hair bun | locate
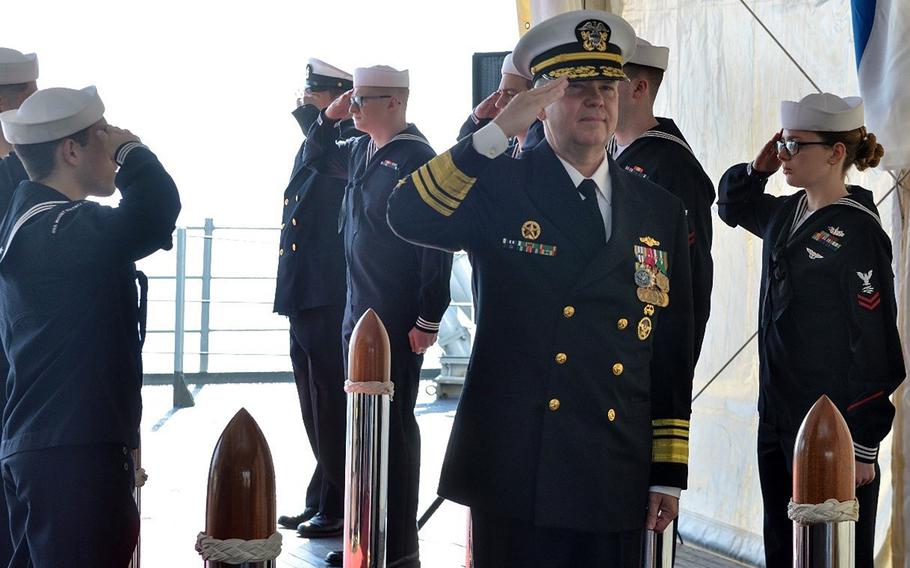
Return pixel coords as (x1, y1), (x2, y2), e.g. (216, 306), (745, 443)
(853, 131), (885, 171)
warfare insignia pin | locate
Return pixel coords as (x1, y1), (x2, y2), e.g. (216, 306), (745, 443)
(806, 247), (824, 260)
(637, 317), (652, 341)
(643, 304), (655, 316)
(521, 220), (541, 241)
(829, 226), (845, 237)
(575, 20), (611, 52)
(639, 236), (660, 247)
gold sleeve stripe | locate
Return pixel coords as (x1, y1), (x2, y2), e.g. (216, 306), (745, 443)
(427, 151), (476, 200)
(412, 170), (454, 217)
(652, 438), (689, 465)
(652, 419), (690, 429)
(653, 428), (689, 438)
(418, 167), (461, 209)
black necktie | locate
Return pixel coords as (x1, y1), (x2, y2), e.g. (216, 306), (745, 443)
(577, 179), (606, 243)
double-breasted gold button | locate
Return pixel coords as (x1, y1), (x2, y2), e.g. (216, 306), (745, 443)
(607, 408), (616, 422)
(617, 318), (628, 330)
(292, 243), (297, 252)
(612, 363), (624, 376)
(555, 353), (567, 365)
(563, 306), (575, 318)
(549, 399), (561, 411)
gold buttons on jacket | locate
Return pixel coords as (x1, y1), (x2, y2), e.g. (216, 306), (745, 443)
(612, 363), (624, 376)
(555, 353), (567, 365)
(291, 243), (297, 252)
(607, 408), (616, 422)
(549, 399), (561, 411)
(563, 306), (575, 318)
(617, 318), (628, 330)
(292, 218), (298, 226)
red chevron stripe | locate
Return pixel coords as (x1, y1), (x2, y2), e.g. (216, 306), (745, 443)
(857, 293), (881, 310)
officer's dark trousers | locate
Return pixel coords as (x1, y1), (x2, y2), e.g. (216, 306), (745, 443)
(2, 444), (139, 568)
(290, 305), (347, 519)
(344, 307), (421, 568)
(758, 422), (879, 568)
(471, 507), (642, 568)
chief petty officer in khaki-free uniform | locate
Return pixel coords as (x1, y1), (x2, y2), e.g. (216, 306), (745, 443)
(388, 10), (694, 568)
(274, 58), (359, 539)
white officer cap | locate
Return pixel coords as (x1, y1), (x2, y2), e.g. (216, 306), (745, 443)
(781, 93), (864, 132)
(353, 65), (409, 89)
(500, 53), (531, 81)
(627, 38), (669, 71)
(512, 10), (637, 82)
(0, 86), (105, 144)
(306, 58), (353, 90)
(0, 48), (39, 86)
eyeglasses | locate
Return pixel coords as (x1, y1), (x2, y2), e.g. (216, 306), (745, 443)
(775, 139), (831, 156)
(350, 95), (392, 107)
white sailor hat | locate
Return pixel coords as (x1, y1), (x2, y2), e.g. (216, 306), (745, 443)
(306, 58), (353, 91)
(500, 53), (531, 81)
(512, 10), (637, 82)
(0, 86), (105, 145)
(781, 93), (864, 132)
(0, 48), (39, 86)
(353, 65), (409, 89)
(627, 38), (669, 71)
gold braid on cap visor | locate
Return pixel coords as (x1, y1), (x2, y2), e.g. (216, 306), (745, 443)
(531, 51), (623, 75)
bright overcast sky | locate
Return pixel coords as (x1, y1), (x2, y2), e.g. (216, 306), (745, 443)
(5, 0), (518, 226)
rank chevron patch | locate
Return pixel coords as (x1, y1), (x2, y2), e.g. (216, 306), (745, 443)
(857, 292), (881, 311)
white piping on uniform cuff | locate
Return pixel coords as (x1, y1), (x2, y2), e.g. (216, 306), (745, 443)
(472, 122), (509, 159)
(649, 486), (682, 499)
(854, 442), (878, 461)
(415, 317), (440, 332)
(115, 142), (146, 166)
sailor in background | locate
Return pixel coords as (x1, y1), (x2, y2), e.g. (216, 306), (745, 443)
(0, 86), (180, 567)
(388, 10), (694, 567)
(304, 64), (452, 567)
(274, 58), (358, 540)
(611, 38), (714, 360)
(718, 93), (905, 567)
(456, 53), (543, 156)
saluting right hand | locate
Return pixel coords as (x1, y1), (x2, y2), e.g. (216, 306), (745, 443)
(97, 125), (141, 161)
(752, 130), (783, 175)
(473, 90), (502, 120)
(325, 89), (354, 121)
(493, 77), (568, 139)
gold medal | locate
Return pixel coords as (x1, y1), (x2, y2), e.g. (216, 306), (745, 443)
(637, 316), (652, 340)
(655, 272), (670, 292)
(637, 287), (662, 306)
(644, 304), (655, 316)
(521, 220), (541, 240)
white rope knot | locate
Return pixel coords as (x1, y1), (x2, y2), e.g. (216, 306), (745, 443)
(134, 467), (148, 488)
(787, 498), (859, 525)
(345, 379), (395, 401)
(195, 531), (282, 562)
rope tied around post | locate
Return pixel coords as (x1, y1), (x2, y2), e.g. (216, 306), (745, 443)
(195, 531), (283, 562)
(345, 378), (395, 401)
(788, 498), (859, 525)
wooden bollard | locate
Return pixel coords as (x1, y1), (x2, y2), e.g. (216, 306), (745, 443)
(202, 408), (278, 567)
(792, 395), (856, 567)
(344, 309), (392, 568)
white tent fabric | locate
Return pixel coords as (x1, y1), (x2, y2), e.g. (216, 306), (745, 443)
(615, 1), (900, 565)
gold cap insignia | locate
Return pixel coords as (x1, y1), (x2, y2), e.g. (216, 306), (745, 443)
(575, 20), (611, 53)
(639, 236), (660, 247)
(521, 220), (541, 240)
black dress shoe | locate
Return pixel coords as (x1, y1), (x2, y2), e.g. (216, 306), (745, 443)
(325, 550), (343, 567)
(277, 507), (318, 530)
(297, 513), (344, 538)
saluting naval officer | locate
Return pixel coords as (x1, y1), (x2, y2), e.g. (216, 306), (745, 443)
(0, 86), (180, 567)
(611, 38), (714, 360)
(388, 10), (694, 568)
(304, 65), (452, 568)
(456, 53), (543, 157)
(274, 58), (359, 539)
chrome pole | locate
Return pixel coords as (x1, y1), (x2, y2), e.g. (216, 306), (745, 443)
(343, 392), (390, 568)
(793, 521), (855, 568)
(641, 520), (674, 567)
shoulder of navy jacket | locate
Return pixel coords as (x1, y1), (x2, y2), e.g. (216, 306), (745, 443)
(405, 137), (481, 218)
(0, 199), (69, 264)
